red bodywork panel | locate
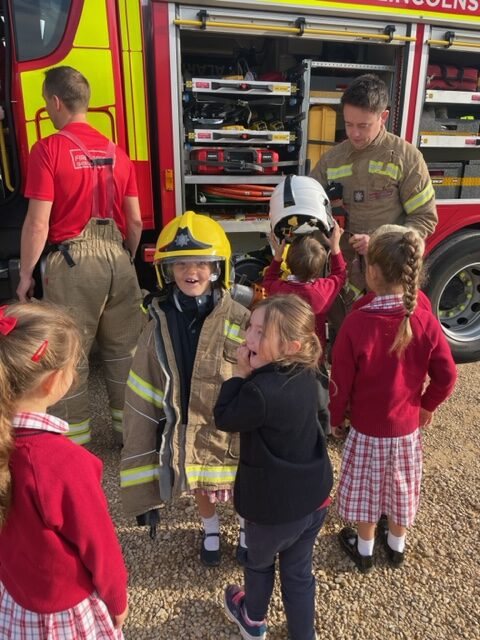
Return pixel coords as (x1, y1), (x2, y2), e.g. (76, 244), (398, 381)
(426, 203), (480, 256)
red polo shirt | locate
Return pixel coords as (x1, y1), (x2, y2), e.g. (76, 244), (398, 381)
(24, 122), (138, 243)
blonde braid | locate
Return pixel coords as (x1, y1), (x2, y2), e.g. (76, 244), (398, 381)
(390, 230), (423, 356)
(401, 230), (422, 317)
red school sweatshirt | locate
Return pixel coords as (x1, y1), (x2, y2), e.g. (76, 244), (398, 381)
(262, 251), (347, 350)
(329, 305), (457, 437)
(0, 430), (127, 614)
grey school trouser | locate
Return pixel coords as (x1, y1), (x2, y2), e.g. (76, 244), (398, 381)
(244, 507), (327, 640)
(43, 218), (144, 444)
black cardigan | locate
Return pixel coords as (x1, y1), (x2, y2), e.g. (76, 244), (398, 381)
(214, 364), (333, 525)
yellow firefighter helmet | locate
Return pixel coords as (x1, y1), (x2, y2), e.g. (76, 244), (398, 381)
(154, 210), (232, 289)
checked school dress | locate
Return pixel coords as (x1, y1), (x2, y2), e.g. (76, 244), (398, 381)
(331, 293), (457, 527)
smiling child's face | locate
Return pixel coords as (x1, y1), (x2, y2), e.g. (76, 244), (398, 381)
(172, 260), (213, 297)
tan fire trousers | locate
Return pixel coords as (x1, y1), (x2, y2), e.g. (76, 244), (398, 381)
(43, 218), (145, 444)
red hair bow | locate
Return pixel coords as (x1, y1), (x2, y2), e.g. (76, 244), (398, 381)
(0, 305), (17, 336)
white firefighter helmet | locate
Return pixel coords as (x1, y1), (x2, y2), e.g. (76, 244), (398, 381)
(269, 175), (335, 240)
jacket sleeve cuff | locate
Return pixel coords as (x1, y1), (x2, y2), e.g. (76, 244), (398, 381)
(330, 251), (346, 270)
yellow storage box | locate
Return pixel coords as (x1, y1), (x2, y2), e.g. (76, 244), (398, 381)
(307, 105), (336, 170)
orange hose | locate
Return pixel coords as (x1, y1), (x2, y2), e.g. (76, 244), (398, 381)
(202, 187), (271, 201)
(202, 185), (274, 199)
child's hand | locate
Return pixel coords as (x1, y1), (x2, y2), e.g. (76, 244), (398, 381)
(235, 344), (253, 379)
(322, 220), (344, 255)
(113, 603), (129, 629)
(419, 408), (433, 427)
(269, 232), (286, 262)
(331, 422), (349, 440)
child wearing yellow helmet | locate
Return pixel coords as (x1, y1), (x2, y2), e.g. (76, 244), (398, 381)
(120, 211), (250, 567)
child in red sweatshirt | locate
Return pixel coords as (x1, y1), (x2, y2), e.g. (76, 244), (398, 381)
(0, 302), (128, 638)
(263, 221), (346, 436)
(330, 225), (457, 573)
(262, 221), (345, 355)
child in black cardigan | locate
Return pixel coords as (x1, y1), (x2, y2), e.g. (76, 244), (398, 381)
(214, 294), (333, 640)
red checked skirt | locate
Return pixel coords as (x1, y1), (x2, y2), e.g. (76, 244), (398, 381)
(0, 583), (123, 640)
(336, 427), (423, 527)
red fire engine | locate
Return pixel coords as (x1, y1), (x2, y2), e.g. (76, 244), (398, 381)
(1, 0), (480, 361)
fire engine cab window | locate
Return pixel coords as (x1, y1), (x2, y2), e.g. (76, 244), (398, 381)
(11, 0), (71, 62)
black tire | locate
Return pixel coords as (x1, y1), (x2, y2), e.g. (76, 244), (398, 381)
(424, 230), (480, 363)
(233, 253), (270, 285)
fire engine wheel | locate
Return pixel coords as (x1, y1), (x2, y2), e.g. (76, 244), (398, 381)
(424, 230), (480, 363)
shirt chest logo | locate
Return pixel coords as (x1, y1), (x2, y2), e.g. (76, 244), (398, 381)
(353, 190), (365, 203)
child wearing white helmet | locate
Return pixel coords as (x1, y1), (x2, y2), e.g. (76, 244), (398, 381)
(263, 176), (347, 436)
(120, 211), (250, 567)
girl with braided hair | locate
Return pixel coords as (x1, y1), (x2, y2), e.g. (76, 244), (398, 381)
(329, 225), (457, 573)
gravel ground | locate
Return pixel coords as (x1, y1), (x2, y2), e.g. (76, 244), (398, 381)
(87, 358), (479, 640)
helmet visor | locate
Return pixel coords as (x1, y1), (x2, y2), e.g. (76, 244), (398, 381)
(156, 255), (224, 266)
(158, 256), (224, 286)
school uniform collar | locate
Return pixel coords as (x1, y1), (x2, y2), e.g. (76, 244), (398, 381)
(362, 293), (404, 311)
(12, 412), (70, 434)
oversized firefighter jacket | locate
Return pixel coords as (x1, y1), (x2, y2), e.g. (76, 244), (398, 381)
(120, 290), (250, 517)
(310, 127), (438, 297)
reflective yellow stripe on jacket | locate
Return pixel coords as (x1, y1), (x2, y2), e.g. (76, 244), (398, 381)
(120, 464), (159, 487)
(368, 160), (402, 181)
(404, 183), (435, 214)
(224, 320), (243, 343)
(326, 165), (353, 180)
(126, 370), (164, 407)
(186, 465), (238, 485)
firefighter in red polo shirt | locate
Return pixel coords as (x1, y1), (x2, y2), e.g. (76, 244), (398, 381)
(17, 66), (144, 445)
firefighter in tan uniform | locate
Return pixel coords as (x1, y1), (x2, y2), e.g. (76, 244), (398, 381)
(17, 66), (144, 445)
(310, 74), (437, 325)
(120, 211), (250, 566)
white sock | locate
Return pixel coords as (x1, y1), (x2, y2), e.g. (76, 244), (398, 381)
(237, 515), (247, 548)
(387, 531), (406, 553)
(201, 513), (219, 551)
(357, 534), (374, 557)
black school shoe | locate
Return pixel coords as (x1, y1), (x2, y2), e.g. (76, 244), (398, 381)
(378, 529), (405, 568)
(376, 515), (405, 567)
(339, 527), (374, 574)
(200, 532), (221, 567)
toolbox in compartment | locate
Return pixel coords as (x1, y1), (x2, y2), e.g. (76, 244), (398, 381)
(420, 108), (480, 135)
(428, 162), (463, 199)
(461, 160), (480, 199)
(190, 147), (279, 174)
